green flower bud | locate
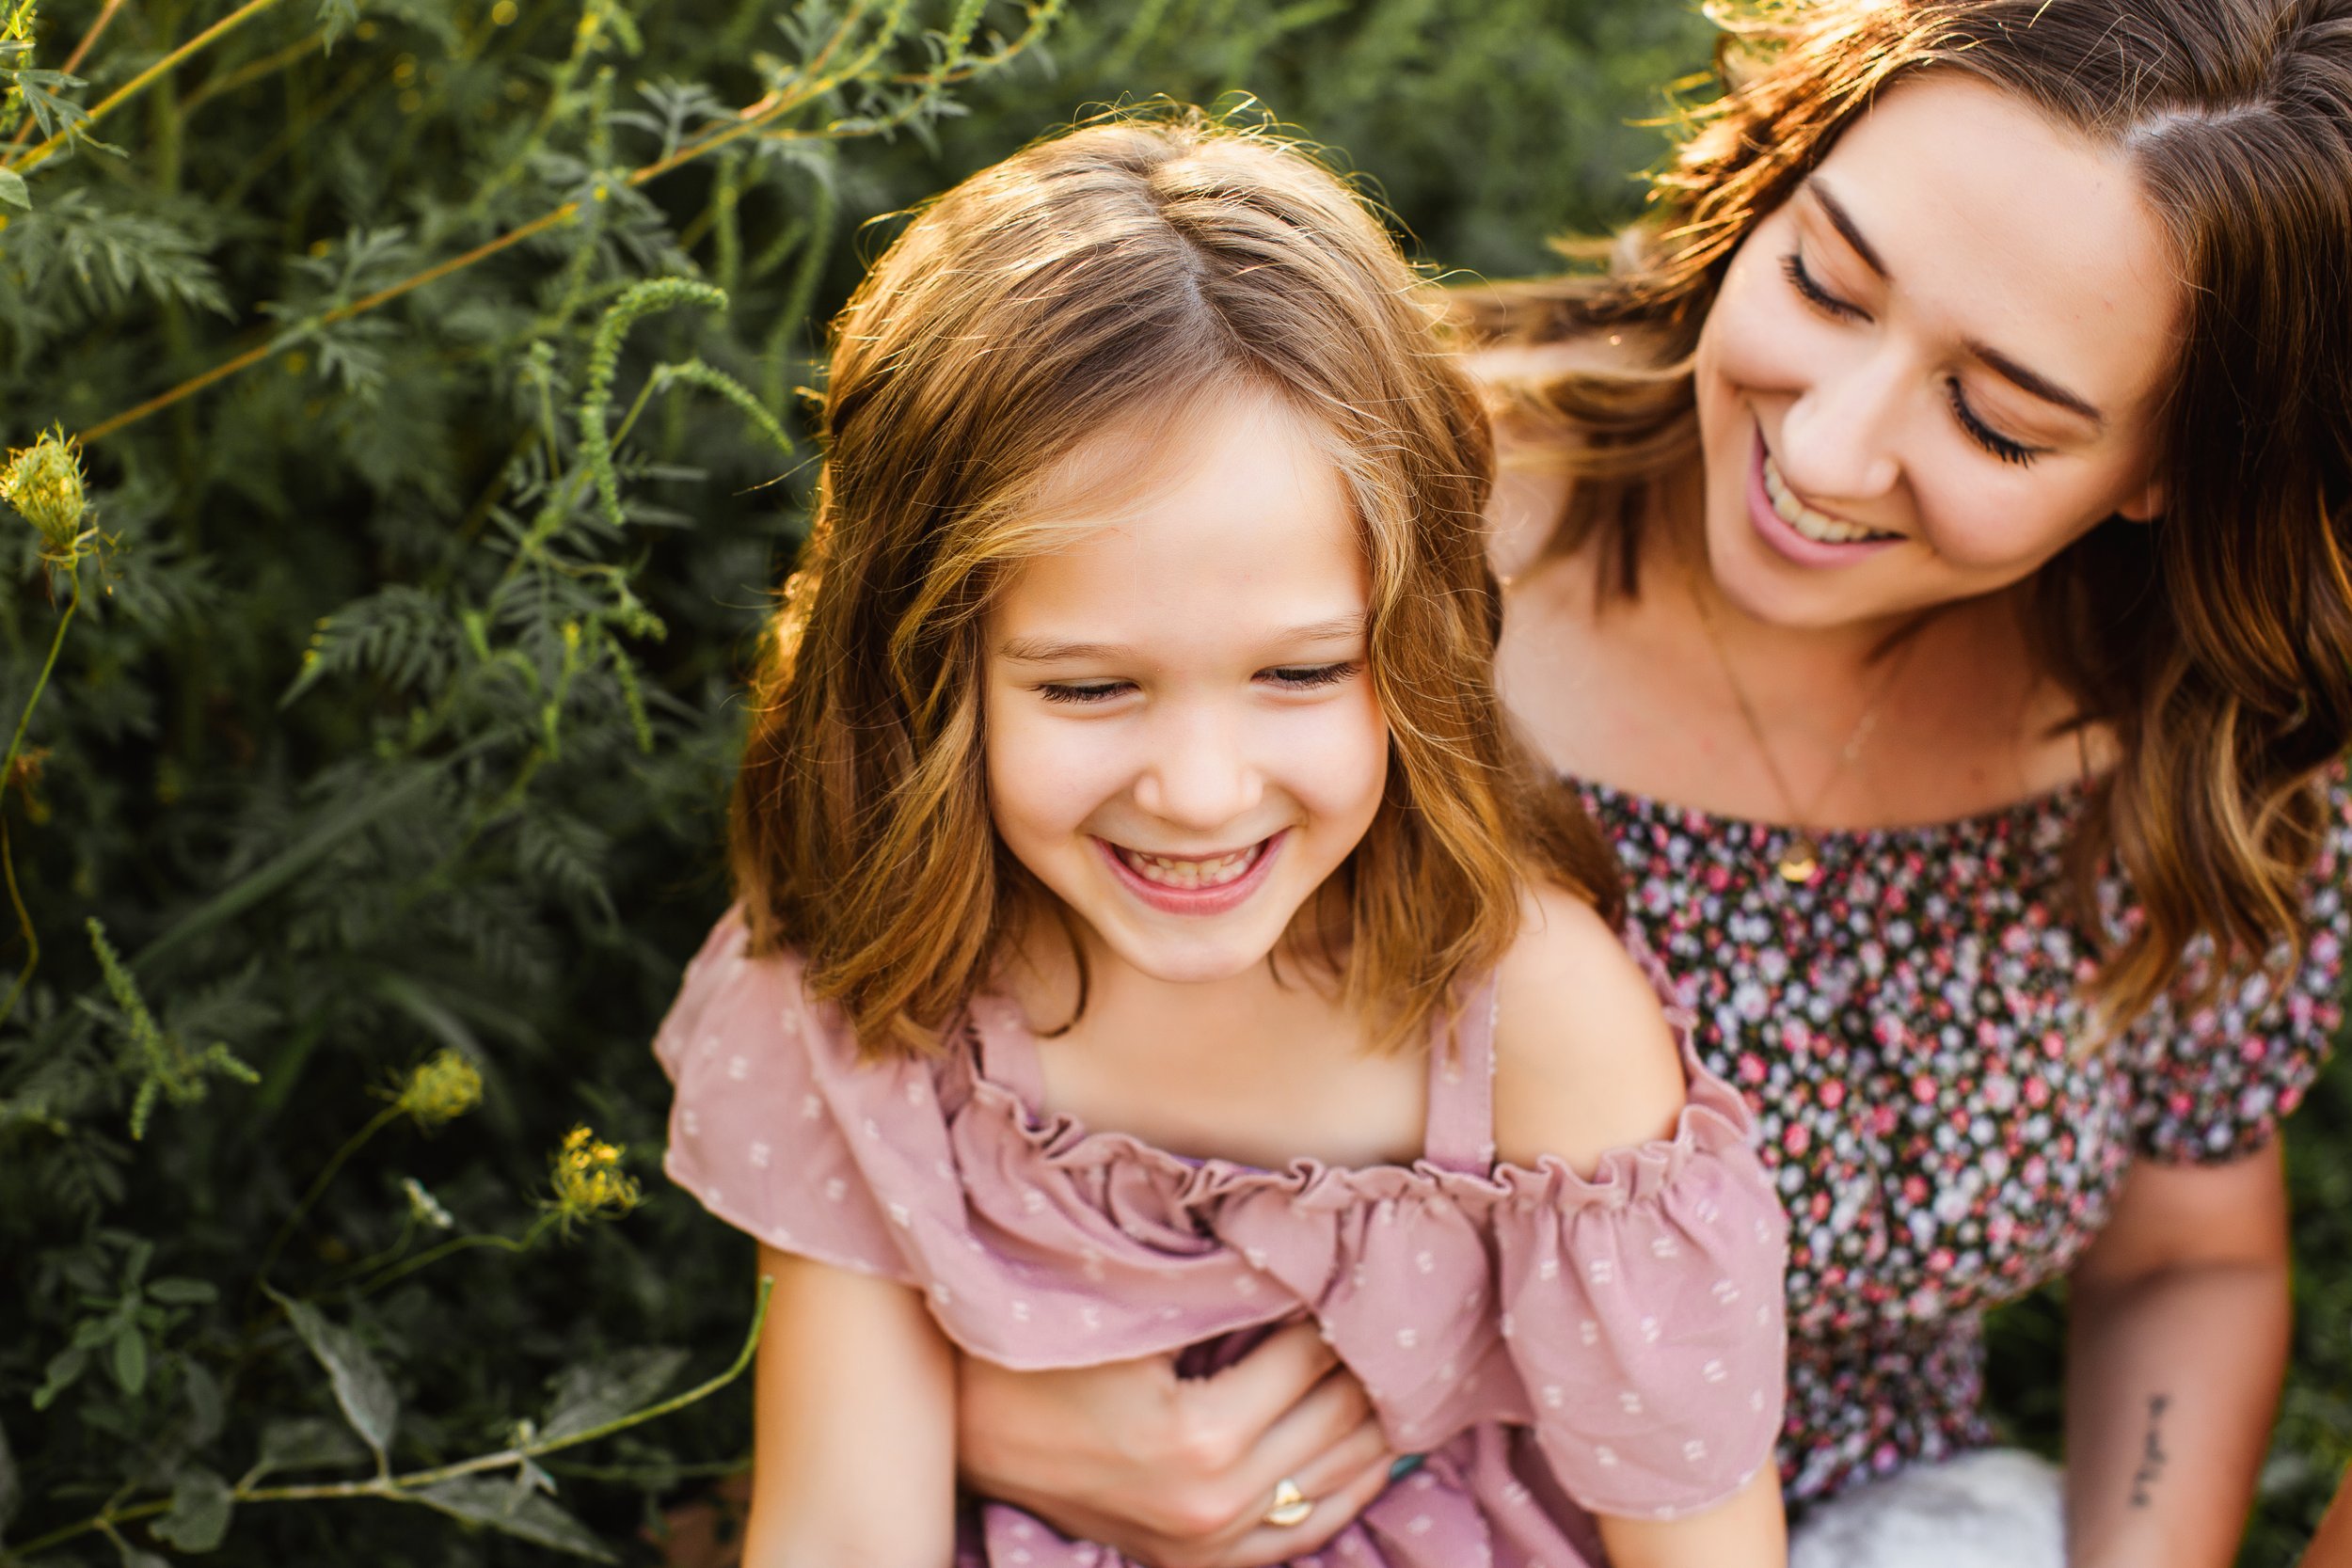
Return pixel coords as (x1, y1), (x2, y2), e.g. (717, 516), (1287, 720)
(1, 429), (87, 561)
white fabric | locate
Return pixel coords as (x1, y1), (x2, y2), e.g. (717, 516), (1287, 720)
(1789, 1449), (2065, 1568)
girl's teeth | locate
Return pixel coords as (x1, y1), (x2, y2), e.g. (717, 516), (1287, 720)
(1117, 843), (1261, 890)
(1763, 456), (1895, 545)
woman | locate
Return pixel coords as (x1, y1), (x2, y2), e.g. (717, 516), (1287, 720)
(944, 1), (2352, 1564)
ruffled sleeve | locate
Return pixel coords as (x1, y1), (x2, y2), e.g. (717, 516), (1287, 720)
(2127, 765), (2351, 1164)
(1488, 1061), (1789, 1521)
(650, 906), (935, 1285)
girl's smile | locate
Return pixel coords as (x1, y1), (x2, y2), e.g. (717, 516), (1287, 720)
(1097, 830), (1283, 913)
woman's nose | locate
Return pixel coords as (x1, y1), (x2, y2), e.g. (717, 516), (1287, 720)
(1776, 348), (1906, 503)
(1131, 706), (1263, 832)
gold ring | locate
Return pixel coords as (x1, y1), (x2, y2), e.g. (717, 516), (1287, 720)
(1263, 1478), (1312, 1528)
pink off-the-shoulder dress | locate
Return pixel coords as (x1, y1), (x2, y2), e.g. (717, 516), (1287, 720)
(654, 909), (1790, 1568)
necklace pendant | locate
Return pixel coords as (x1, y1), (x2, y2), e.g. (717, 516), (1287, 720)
(1776, 832), (1822, 886)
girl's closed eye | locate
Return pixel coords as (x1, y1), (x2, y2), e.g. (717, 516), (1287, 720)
(1262, 660), (1359, 692)
(1036, 680), (1132, 705)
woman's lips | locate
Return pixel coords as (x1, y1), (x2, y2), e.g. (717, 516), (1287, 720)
(1745, 430), (1903, 568)
(1095, 831), (1285, 916)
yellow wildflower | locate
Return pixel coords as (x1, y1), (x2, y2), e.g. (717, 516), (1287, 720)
(548, 1123), (640, 1232)
(391, 1049), (483, 1128)
(1, 428), (87, 562)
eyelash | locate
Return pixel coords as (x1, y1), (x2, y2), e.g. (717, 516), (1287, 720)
(1779, 251), (2043, 468)
(1035, 662), (1360, 705)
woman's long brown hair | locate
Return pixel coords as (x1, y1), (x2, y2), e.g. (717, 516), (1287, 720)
(734, 111), (1619, 1059)
(1457, 0), (2352, 1032)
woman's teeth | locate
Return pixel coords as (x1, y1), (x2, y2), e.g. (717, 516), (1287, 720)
(1116, 843), (1262, 890)
(1763, 455), (1896, 545)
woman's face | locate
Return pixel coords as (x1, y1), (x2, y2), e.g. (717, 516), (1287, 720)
(1692, 72), (2183, 630)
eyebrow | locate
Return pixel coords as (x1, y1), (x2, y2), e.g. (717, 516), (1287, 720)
(1805, 178), (2108, 429)
(997, 614), (1367, 664)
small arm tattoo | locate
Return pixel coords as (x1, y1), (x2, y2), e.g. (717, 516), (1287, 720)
(2129, 1393), (2171, 1508)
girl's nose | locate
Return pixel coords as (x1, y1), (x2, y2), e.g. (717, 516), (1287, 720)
(1776, 349), (1906, 503)
(1131, 709), (1263, 832)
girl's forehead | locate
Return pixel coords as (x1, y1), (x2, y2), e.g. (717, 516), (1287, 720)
(988, 388), (1368, 643)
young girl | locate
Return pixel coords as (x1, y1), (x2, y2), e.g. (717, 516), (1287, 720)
(653, 115), (1790, 1568)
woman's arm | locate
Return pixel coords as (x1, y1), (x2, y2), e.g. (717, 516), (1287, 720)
(742, 1244), (958, 1568)
(953, 1325), (1397, 1568)
(2064, 1144), (2293, 1568)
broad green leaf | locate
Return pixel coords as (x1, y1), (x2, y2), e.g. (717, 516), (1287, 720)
(412, 1478), (616, 1562)
(0, 169), (27, 210)
(32, 1344), (87, 1409)
(147, 1277), (218, 1306)
(250, 1417), (370, 1482)
(110, 1327), (148, 1396)
(151, 1468), (233, 1553)
(538, 1346), (689, 1442)
(266, 1290), (399, 1467)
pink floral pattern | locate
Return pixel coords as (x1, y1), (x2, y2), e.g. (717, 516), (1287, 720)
(1577, 768), (2352, 1504)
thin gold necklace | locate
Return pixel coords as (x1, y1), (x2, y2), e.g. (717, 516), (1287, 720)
(1692, 589), (1918, 887)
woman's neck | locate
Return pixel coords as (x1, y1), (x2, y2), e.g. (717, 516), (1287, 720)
(1501, 541), (2097, 831)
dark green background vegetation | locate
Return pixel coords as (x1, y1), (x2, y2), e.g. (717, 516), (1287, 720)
(0, 0), (2343, 1561)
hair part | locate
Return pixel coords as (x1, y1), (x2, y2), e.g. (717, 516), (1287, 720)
(1455, 0), (2352, 1033)
(734, 110), (1620, 1060)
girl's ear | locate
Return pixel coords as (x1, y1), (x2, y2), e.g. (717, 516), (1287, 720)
(2117, 475), (2166, 524)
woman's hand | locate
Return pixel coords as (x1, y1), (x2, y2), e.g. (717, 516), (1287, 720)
(954, 1322), (1400, 1568)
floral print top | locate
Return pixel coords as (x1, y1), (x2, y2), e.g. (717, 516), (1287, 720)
(1576, 767), (2352, 1507)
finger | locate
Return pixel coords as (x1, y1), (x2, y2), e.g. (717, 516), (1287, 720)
(1193, 1322), (1343, 1429)
(1226, 1369), (1376, 1492)
(1214, 1446), (1400, 1568)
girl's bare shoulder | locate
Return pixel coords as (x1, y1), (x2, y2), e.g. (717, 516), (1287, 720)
(1488, 882), (1685, 1172)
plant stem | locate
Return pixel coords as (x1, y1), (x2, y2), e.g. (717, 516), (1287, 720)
(0, 816), (34, 1029)
(6, 0), (297, 175)
(0, 561), (74, 1028)
(179, 32), (327, 118)
(343, 1216), (546, 1297)
(6, 1276), (774, 1560)
(253, 1101), (403, 1289)
(2, 562), (78, 795)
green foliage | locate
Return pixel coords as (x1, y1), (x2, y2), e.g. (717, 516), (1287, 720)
(0, 0), (2341, 1561)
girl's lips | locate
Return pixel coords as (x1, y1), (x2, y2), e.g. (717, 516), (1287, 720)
(1095, 831), (1285, 917)
(1745, 430), (1902, 568)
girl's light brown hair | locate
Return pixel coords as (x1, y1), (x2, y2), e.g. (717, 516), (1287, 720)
(1458, 0), (2352, 1032)
(733, 111), (1619, 1058)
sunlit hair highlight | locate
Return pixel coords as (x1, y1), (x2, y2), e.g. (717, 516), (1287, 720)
(734, 110), (1619, 1059)
(1456, 0), (2352, 1033)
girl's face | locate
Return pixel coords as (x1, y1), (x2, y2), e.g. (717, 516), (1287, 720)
(1692, 72), (2183, 630)
(982, 388), (1389, 987)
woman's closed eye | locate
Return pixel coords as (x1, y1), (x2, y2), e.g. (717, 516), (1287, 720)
(1781, 251), (1867, 323)
(1784, 250), (2045, 467)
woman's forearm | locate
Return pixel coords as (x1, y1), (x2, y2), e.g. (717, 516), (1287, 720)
(2064, 1258), (2290, 1568)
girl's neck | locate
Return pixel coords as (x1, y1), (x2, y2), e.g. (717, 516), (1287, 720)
(991, 895), (1431, 1170)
